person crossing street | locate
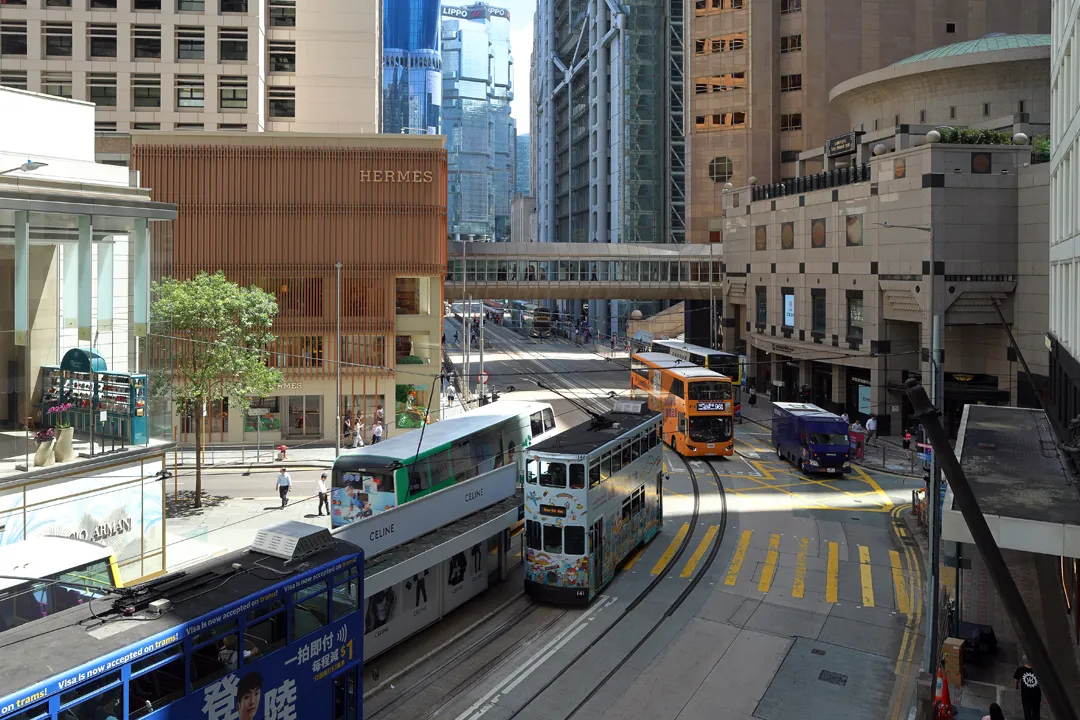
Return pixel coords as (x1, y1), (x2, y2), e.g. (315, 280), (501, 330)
(275, 467), (292, 509)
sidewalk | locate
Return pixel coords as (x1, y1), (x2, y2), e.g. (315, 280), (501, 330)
(171, 443), (336, 469)
(164, 487), (331, 570)
(739, 392), (923, 477)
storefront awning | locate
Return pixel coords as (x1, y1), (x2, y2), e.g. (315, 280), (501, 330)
(59, 347), (107, 374)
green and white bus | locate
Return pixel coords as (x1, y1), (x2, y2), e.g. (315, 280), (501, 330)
(331, 400), (558, 526)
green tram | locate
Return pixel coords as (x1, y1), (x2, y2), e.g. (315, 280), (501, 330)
(331, 400), (558, 526)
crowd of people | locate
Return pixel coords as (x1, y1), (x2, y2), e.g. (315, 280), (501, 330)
(338, 405), (386, 448)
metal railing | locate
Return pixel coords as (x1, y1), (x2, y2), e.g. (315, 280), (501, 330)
(751, 163), (871, 202)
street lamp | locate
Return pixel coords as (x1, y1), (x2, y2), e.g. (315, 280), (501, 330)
(876, 219), (943, 679)
(0, 160), (48, 176)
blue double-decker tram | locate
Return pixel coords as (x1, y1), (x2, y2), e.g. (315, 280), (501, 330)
(0, 522), (363, 720)
(523, 401), (664, 605)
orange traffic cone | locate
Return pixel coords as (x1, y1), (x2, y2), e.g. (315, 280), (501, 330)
(934, 667), (955, 720)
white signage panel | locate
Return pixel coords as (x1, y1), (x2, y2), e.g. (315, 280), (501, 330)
(334, 464), (517, 557)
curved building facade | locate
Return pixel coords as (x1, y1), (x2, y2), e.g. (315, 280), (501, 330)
(383, 0), (443, 134)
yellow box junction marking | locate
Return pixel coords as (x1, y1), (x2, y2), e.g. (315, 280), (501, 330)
(680, 525), (720, 578)
(859, 545), (875, 607)
(725, 530), (753, 586)
(826, 541), (839, 603)
(650, 523), (689, 575)
(792, 537), (810, 598)
(758, 533), (781, 592)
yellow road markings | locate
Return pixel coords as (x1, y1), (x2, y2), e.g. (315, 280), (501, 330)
(738, 437), (768, 453)
(680, 525), (720, 578)
(663, 487), (685, 497)
(792, 537), (809, 598)
(890, 549), (910, 615)
(650, 523), (689, 575)
(859, 545), (875, 607)
(725, 529), (753, 586)
(758, 533), (781, 592)
(826, 541), (839, 603)
(622, 545), (646, 571)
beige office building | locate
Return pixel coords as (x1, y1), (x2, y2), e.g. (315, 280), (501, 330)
(0, 0), (380, 134)
(688, 0), (1050, 244)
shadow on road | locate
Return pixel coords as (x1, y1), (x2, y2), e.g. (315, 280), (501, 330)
(165, 490), (228, 519)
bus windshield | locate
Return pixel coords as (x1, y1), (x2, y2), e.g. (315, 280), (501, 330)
(687, 381), (732, 401)
(688, 416), (732, 444)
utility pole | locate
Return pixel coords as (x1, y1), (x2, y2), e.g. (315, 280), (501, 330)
(479, 303), (485, 403)
(466, 294), (473, 396)
(335, 261), (342, 458)
(905, 379), (1080, 720)
(709, 241), (716, 350)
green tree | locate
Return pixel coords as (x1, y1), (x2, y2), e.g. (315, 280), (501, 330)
(151, 271), (282, 507)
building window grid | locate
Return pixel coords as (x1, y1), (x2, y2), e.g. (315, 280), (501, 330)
(87, 72), (118, 107)
(218, 75), (248, 109)
(176, 26), (205, 60)
(268, 0), (296, 27)
(133, 0), (162, 9)
(46, 0), (73, 6)
(780, 0), (801, 13)
(177, 0), (204, 10)
(43, 22), (74, 58)
(87, 23), (118, 59)
(132, 73), (162, 107)
(42, 71), (73, 98)
(220, 0), (248, 12)
(780, 74), (802, 92)
(219, 28), (248, 61)
(268, 41), (296, 72)
(694, 72), (747, 94)
(132, 24), (162, 59)
(176, 74), (205, 108)
(268, 86), (295, 118)
(0, 70), (28, 90)
(693, 32), (744, 55)
(1, 21), (28, 57)
(780, 34), (802, 53)
(695, 111), (747, 132)
(780, 113), (802, 131)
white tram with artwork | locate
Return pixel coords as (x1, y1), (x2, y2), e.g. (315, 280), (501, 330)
(523, 400), (664, 604)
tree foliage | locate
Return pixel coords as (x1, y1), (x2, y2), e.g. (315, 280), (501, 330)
(151, 271), (282, 505)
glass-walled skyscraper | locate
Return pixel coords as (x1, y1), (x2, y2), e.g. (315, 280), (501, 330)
(383, 0), (442, 134)
(515, 133), (530, 196)
(441, 4), (516, 241)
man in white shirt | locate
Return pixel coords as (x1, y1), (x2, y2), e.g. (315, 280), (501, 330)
(276, 467), (292, 508)
(865, 415), (878, 445)
(317, 472), (330, 516)
(218, 635), (257, 671)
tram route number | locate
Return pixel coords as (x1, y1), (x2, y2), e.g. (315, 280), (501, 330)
(539, 504), (567, 518)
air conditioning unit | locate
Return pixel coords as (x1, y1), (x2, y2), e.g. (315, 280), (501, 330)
(612, 399), (647, 415)
(252, 521), (335, 561)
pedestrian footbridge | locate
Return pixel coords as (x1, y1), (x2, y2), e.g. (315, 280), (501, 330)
(445, 241), (720, 301)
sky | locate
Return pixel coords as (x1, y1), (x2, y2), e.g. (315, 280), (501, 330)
(501, 0), (536, 134)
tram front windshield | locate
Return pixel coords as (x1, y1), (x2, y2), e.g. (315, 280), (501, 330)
(688, 416), (732, 443)
(687, 380), (732, 401)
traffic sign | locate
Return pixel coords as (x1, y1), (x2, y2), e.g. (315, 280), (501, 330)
(478, 370), (490, 385)
(247, 408), (270, 416)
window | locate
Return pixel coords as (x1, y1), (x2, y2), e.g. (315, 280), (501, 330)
(569, 463), (585, 490)
(781, 0), (801, 12)
(176, 75), (205, 108)
(88, 24), (117, 58)
(176, 26), (204, 59)
(1, 22), (28, 56)
(219, 75), (248, 109)
(43, 22), (73, 58)
(782, 289), (795, 327)
(709, 156), (734, 182)
(698, 111), (747, 132)
(0, 71), (28, 90)
(525, 520), (541, 549)
(919, 109), (926, 123)
(564, 526), (586, 555)
(190, 638), (231, 688)
(812, 291), (827, 333)
(780, 73), (802, 92)
(846, 291), (864, 341)
(62, 688), (123, 720)
(530, 412), (543, 436)
(219, 27), (248, 60)
(983, 102), (990, 116)
(268, 86), (295, 118)
(395, 277), (421, 314)
(133, 0), (161, 9)
(133, 74), (161, 107)
(695, 39), (706, 54)
(945, 22), (956, 33)
(781, 113), (802, 131)
(543, 408), (555, 432)
(694, 32), (744, 54)
(780, 150), (800, 163)
(176, 122), (204, 129)
(133, 122), (161, 129)
(780, 34), (802, 53)
(1019, 100), (1025, 113)
(46, 0), (71, 5)
(394, 334), (413, 363)
(269, 0), (296, 26)
(88, 73), (117, 107)
(221, 0), (248, 11)
(130, 655), (184, 718)
(670, 379), (685, 399)
(132, 25), (161, 58)
(177, 0), (203, 9)
(292, 581), (329, 641)
(247, 611), (287, 657)
(589, 462), (601, 488)
(42, 72), (73, 98)
(756, 286), (767, 326)
(91, 0), (117, 7)
(218, 122), (247, 129)
(539, 460), (567, 488)
(950, 106), (956, 119)
(543, 524), (562, 553)
(269, 41), (296, 72)
(694, 72), (746, 93)
(710, 230), (722, 243)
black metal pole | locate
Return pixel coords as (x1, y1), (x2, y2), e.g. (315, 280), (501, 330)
(904, 378), (1079, 720)
(991, 298), (1047, 415)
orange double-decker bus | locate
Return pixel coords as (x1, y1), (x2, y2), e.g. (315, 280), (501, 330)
(630, 352), (735, 457)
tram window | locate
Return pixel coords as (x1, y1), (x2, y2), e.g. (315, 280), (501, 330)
(194, 617), (237, 645)
(60, 670), (121, 706)
(621, 497), (632, 521)
(525, 458), (537, 483)
(569, 463), (585, 489)
(248, 611), (288, 656)
(539, 460), (567, 488)
(5, 703), (48, 720)
(610, 445), (624, 474)
(621, 442), (632, 467)
(543, 524), (563, 553)
(632, 486), (645, 514)
(526, 520), (541, 549)
(543, 408), (556, 432)
(564, 526), (586, 555)
(61, 690), (123, 720)
(451, 441), (476, 482)
(630, 437), (641, 462)
(407, 462), (430, 495)
(530, 412), (543, 435)
(130, 655), (184, 718)
(332, 575), (360, 620)
(292, 581), (329, 641)
(247, 596), (285, 620)
(190, 637), (232, 689)
(589, 462), (601, 488)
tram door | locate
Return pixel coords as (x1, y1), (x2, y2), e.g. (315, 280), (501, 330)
(657, 471), (663, 520)
(590, 518), (604, 591)
(333, 666), (360, 719)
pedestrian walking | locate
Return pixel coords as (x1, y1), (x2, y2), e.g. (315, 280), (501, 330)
(902, 429), (912, 451)
(275, 467), (292, 509)
(372, 421), (384, 444)
(1014, 656), (1042, 720)
(442, 332), (446, 346)
(352, 419), (364, 448)
(841, 411), (850, 425)
(342, 415), (351, 442)
(865, 415), (878, 445)
(748, 387), (758, 408)
(317, 472), (330, 516)
(375, 405), (385, 437)
(454, 331), (460, 346)
(982, 702), (1006, 720)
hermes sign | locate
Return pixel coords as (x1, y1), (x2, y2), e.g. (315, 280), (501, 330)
(360, 170), (434, 183)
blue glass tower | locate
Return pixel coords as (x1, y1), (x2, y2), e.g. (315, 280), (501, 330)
(383, 0), (442, 134)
